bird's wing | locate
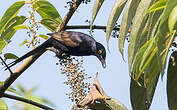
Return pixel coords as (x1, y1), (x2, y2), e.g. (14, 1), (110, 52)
(48, 31), (82, 47)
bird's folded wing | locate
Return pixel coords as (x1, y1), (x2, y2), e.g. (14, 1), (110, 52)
(51, 31), (82, 47)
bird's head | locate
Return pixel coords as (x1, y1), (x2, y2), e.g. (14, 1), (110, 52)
(95, 42), (106, 68)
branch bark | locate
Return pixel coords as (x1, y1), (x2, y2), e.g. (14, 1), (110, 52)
(3, 93), (54, 110)
(65, 25), (120, 31)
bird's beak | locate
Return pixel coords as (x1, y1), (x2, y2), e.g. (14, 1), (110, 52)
(98, 56), (106, 68)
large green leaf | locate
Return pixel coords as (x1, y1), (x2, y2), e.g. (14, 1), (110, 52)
(0, 16), (26, 53)
(40, 18), (60, 32)
(168, 5), (177, 32)
(147, 0), (168, 13)
(144, 55), (160, 104)
(128, 0), (154, 74)
(147, 10), (163, 39)
(90, 0), (104, 31)
(132, 38), (156, 79)
(34, 0), (62, 24)
(130, 72), (159, 110)
(167, 51), (177, 110)
(130, 70), (159, 110)
(0, 99), (8, 110)
(155, 0), (177, 75)
(106, 0), (127, 44)
(118, 0), (141, 56)
(0, 1), (25, 34)
(130, 77), (147, 110)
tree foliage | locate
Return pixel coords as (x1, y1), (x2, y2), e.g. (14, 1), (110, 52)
(92, 0), (177, 109)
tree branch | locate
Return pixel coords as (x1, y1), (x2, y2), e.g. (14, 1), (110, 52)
(3, 93), (54, 110)
(65, 25), (120, 31)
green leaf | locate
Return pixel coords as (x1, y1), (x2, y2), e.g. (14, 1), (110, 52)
(13, 24), (28, 31)
(144, 55), (160, 103)
(16, 83), (25, 94)
(147, 0), (168, 13)
(130, 78), (147, 110)
(167, 51), (177, 110)
(0, 16), (27, 53)
(128, 0), (154, 75)
(139, 39), (157, 75)
(90, 0), (104, 31)
(7, 87), (22, 96)
(4, 53), (18, 61)
(119, 0), (141, 56)
(132, 38), (155, 79)
(0, 1), (25, 34)
(168, 5), (177, 32)
(19, 39), (28, 47)
(40, 18), (60, 32)
(130, 73), (159, 110)
(147, 9), (163, 39)
(0, 99), (8, 110)
(106, 0), (127, 44)
(38, 34), (49, 40)
(34, 0), (62, 24)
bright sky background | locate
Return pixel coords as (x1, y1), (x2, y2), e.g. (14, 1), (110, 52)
(0, 0), (169, 110)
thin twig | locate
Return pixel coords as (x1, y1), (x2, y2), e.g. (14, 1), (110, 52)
(65, 25), (120, 31)
(0, 56), (13, 75)
(3, 93), (54, 110)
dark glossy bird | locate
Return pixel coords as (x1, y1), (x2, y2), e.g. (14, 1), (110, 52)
(6, 31), (106, 69)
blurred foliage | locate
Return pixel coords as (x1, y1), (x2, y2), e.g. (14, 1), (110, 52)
(0, 99), (8, 110)
(0, 82), (54, 110)
(15, 83), (54, 110)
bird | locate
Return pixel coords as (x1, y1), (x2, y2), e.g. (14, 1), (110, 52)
(6, 31), (106, 69)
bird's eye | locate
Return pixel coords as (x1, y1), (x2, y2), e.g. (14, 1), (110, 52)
(98, 50), (102, 54)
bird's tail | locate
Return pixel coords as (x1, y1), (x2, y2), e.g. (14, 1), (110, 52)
(5, 38), (52, 70)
